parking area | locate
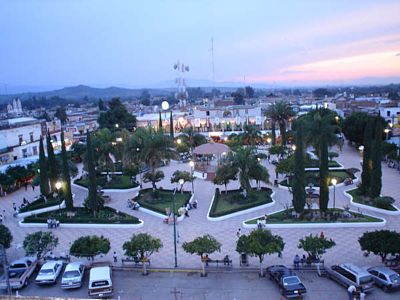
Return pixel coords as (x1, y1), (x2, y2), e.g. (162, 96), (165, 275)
(1, 269), (398, 300)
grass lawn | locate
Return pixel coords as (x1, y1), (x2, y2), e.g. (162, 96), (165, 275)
(23, 206), (140, 224)
(280, 169), (354, 187)
(136, 188), (191, 215)
(18, 196), (64, 213)
(347, 188), (397, 211)
(245, 208), (381, 224)
(209, 187), (273, 218)
(75, 174), (139, 189)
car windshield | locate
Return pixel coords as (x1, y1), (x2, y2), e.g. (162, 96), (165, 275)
(359, 275), (373, 284)
(63, 270), (80, 278)
(283, 276), (300, 285)
(389, 273), (399, 283)
(10, 263), (26, 269)
(39, 269), (54, 275)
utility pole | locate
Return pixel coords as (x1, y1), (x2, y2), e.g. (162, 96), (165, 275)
(0, 244), (11, 296)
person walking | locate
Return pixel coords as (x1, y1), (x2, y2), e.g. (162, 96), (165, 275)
(113, 251), (118, 263)
(347, 285), (356, 300)
(236, 228), (241, 238)
(293, 254), (300, 270)
(31, 184), (35, 191)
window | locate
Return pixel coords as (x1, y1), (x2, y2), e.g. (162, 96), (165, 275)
(378, 273), (387, 281)
(33, 146), (38, 156)
(18, 134), (23, 145)
(206, 111), (210, 116)
(387, 111), (390, 117)
(30, 132), (34, 143)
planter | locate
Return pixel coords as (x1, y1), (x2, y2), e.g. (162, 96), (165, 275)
(243, 209), (386, 229)
(17, 201), (66, 218)
(19, 219), (144, 229)
(344, 188), (400, 216)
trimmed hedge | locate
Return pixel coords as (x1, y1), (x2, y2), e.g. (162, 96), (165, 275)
(209, 187), (273, 218)
(23, 206), (140, 224)
(18, 196), (63, 213)
(280, 169), (355, 187)
(136, 188), (191, 215)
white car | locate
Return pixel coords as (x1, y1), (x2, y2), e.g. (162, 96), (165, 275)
(61, 262), (85, 289)
(35, 261), (63, 285)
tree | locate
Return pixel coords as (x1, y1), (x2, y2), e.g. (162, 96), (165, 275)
(98, 98), (105, 111)
(170, 111), (174, 139)
(313, 88), (332, 98)
(298, 234), (336, 261)
(370, 117), (383, 198)
(249, 163), (270, 190)
(265, 102), (294, 145)
(232, 89), (244, 105)
(0, 225), (13, 249)
(245, 86), (255, 98)
(342, 112), (386, 145)
(328, 152), (339, 161)
(359, 230), (400, 263)
(61, 130), (73, 210)
(123, 233), (162, 275)
(213, 164), (237, 193)
(98, 97), (136, 131)
(236, 229), (284, 276)
(140, 89), (151, 106)
(55, 106), (67, 124)
(158, 111), (162, 131)
(292, 123), (306, 213)
(85, 130), (101, 215)
(46, 131), (58, 193)
(38, 136), (50, 197)
(360, 118), (373, 195)
(171, 170), (194, 192)
(23, 231), (59, 259)
(143, 170), (165, 190)
(70, 235), (110, 261)
(240, 124), (261, 146)
(182, 234), (221, 277)
(179, 127), (207, 153)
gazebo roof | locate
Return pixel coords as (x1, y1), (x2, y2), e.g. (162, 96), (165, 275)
(193, 142), (230, 155)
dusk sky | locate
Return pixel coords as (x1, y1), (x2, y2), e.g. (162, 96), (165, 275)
(1, 0), (400, 90)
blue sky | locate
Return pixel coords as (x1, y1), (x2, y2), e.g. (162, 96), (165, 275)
(0, 0), (399, 89)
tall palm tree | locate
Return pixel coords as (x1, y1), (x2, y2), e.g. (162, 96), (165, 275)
(92, 128), (115, 175)
(265, 101), (294, 145)
(179, 127), (207, 153)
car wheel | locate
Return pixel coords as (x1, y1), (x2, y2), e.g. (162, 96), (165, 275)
(383, 285), (389, 293)
(24, 280), (28, 286)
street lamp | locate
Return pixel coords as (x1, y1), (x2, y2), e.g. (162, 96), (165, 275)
(189, 161), (195, 194)
(384, 128), (390, 140)
(172, 187), (178, 268)
(115, 123), (119, 129)
(55, 181), (62, 193)
(331, 178), (337, 211)
(176, 138), (182, 145)
(266, 137), (272, 144)
(291, 144), (297, 152)
(161, 100), (169, 119)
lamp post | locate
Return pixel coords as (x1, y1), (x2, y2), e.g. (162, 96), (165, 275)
(176, 138), (182, 145)
(384, 128), (390, 140)
(172, 187), (178, 268)
(55, 181), (62, 216)
(161, 100), (169, 119)
(331, 178), (337, 211)
(189, 161), (195, 194)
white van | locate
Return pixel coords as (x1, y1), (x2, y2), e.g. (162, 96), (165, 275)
(88, 266), (113, 298)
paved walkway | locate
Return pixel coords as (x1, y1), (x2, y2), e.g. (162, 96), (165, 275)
(1, 141), (399, 271)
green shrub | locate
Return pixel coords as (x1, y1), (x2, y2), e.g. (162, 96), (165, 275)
(375, 197), (395, 210)
(18, 196), (63, 213)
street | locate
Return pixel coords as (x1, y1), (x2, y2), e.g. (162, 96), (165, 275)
(1, 269), (398, 300)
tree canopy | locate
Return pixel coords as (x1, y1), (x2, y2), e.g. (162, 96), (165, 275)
(70, 235), (111, 261)
(298, 234), (336, 260)
(23, 231), (59, 259)
(359, 230), (400, 262)
(0, 225), (13, 249)
(182, 234), (221, 258)
(98, 97), (136, 131)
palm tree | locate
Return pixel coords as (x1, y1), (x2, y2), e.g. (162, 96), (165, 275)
(92, 128), (115, 175)
(265, 101), (294, 145)
(179, 127), (207, 153)
(240, 124), (261, 146)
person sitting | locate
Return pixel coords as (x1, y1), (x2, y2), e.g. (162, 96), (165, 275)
(47, 218), (51, 229)
(223, 255), (230, 265)
(186, 203), (191, 211)
(191, 199), (198, 209)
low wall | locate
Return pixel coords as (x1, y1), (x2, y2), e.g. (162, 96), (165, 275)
(17, 201), (66, 218)
(19, 219), (144, 229)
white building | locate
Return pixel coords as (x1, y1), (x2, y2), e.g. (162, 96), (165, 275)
(379, 106), (400, 125)
(0, 117), (61, 165)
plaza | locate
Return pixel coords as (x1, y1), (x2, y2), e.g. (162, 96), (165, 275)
(1, 140), (399, 275)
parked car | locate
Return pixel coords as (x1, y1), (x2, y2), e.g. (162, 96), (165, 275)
(367, 266), (400, 292)
(326, 263), (374, 293)
(61, 262), (85, 289)
(266, 265), (307, 299)
(35, 261), (63, 285)
(0, 257), (37, 290)
(88, 266), (113, 298)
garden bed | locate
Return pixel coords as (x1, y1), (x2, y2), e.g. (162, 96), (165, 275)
(74, 174), (139, 189)
(280, 169), (355, 187)
(305, 160), (341, 168)
(245, 208), (382, 225)
(209, 187), (273, 218)
(136, 188), (191, 215)
(346, 188), (398, 212)
(18, 196), (64, 213)
(22, 207), (140, 224)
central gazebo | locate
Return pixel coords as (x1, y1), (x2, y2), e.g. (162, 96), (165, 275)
(192, 142), (230, 180)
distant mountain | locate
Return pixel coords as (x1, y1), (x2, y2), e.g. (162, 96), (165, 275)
(0, 85), (173, 103)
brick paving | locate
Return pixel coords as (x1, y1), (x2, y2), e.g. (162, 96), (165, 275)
(1, 141), (399, 271)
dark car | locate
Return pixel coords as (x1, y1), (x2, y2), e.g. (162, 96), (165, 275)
(266, 265), (307, 298)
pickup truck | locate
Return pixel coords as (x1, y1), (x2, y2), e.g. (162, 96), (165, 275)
(0, 257), (38, 290)
(266, 265), (307, 299)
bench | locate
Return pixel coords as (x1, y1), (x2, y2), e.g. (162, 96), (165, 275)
(121, 257), (150, 266)
(205, 259), (232, 267)
(293, 260), (326, 276)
